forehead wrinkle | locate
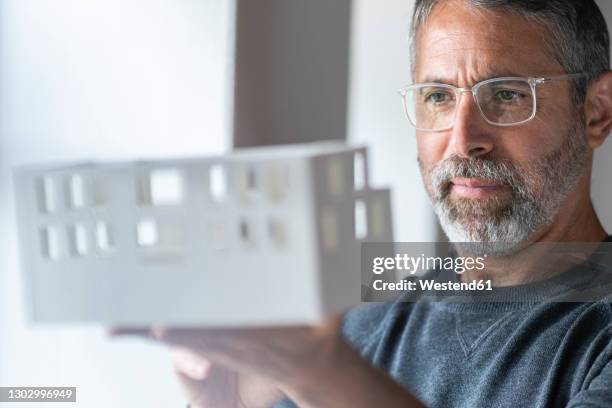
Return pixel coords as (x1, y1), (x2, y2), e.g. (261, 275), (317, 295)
(418, 47), (524, 85)
(424, 46), (505, 65)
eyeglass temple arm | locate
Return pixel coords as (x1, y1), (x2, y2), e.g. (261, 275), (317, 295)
(535, 73), (588, 84)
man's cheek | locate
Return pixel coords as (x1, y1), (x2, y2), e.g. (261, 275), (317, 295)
(416, 134), (448, 164)
(417, 157), (432, 189)
(418, 169), (438, 202)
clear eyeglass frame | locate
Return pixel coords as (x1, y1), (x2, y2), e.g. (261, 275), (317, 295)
(398, 73), (587, 131)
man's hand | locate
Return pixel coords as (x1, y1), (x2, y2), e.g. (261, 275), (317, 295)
(109, 316), (345, 407)
(109, 317), (426, 408)
(169, 347), (282, 408)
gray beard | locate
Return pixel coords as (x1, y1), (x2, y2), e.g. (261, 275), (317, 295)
(420, 120), (589, 256)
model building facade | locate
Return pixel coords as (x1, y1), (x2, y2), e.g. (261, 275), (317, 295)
(14, 143), (393, 325)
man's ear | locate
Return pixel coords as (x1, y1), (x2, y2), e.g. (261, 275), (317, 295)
(585, 71), (612, 149)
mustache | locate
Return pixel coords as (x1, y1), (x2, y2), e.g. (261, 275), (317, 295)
(427, 155), (527, 199)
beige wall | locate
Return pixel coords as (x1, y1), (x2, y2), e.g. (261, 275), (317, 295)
(232, 0), (351, 147)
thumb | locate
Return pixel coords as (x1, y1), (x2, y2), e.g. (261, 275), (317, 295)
(170, 348), (213, 381)
(319, 313), (345, 332)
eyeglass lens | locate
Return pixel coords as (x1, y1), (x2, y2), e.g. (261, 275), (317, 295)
(404, 79), (535, 130)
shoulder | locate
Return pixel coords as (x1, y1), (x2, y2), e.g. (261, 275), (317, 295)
(341, 298), (415, 350)
(566, 319), (612, 406)
(575, 295), (612, 323)
(341, 274), (435, 349)
(342, 302), (393, 337)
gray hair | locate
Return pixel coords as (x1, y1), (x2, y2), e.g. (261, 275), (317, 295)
(410, 0), (610, 106)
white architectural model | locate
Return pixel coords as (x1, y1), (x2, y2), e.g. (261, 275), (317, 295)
(13, 143), (393, 325)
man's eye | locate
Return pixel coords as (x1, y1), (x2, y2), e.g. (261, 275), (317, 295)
(425, 92), (451, 104)
(495, 89), (524, 102)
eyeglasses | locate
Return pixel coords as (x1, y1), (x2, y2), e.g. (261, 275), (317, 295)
(398, 73), (587, 131)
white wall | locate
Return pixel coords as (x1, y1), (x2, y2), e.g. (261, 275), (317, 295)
(0, 0), (234, 406)
(348, 0), (439, 243)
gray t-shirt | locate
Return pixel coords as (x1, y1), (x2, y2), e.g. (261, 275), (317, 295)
(276, 237), (612, 407)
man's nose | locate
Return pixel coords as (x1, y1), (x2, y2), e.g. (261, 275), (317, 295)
(451, 91), (495, 158)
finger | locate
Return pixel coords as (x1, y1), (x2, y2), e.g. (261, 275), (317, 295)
(322, 313), (345, 330)
(170, 348), (212, 380)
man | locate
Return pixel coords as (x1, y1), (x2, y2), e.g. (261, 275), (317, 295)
(113, 0), (612, 406)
